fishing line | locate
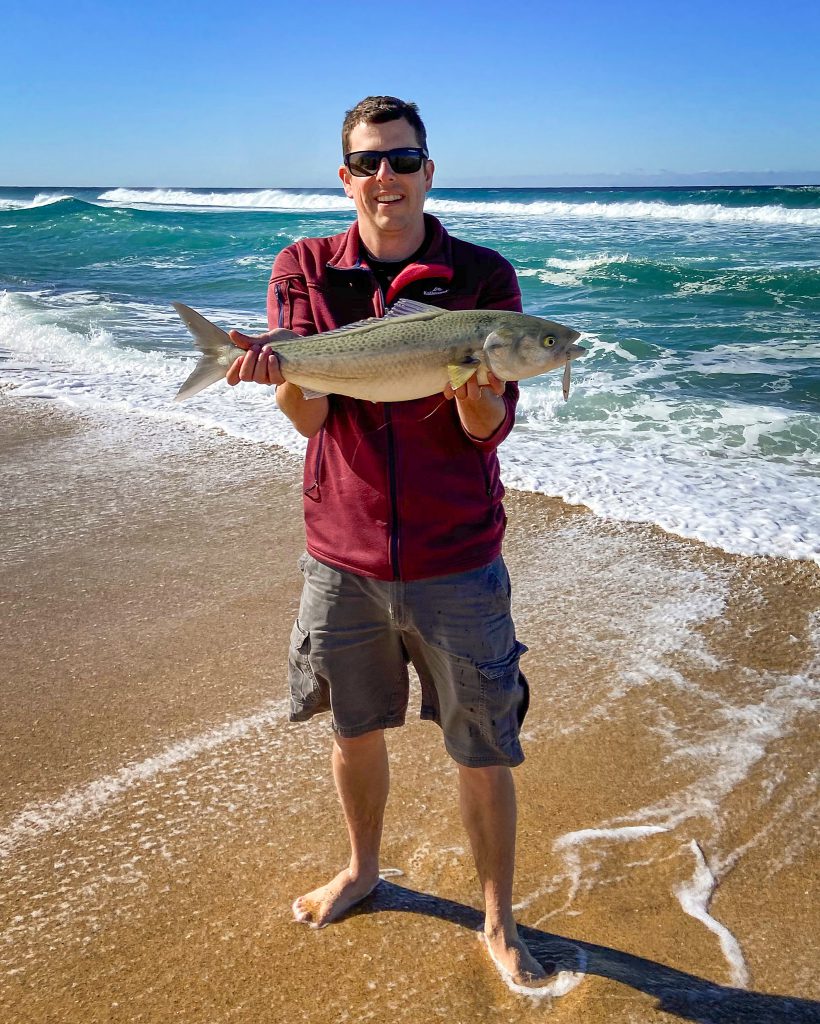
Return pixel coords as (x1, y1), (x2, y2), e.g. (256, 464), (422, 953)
(348, 398), (452, 468)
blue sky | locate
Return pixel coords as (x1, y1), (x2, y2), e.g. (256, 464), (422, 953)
(2, 0), (819, 187)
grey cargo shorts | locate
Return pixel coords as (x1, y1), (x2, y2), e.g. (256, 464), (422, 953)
(288, 553), (529, 767)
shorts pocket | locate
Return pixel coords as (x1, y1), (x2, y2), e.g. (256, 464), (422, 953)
(484, 557), (512, 601)
(476, 640), (529, 756)
(288, 619), (330, 722)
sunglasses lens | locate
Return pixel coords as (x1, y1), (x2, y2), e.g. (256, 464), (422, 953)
(347, 153), (381, 176)
(390, 152), (423, 173)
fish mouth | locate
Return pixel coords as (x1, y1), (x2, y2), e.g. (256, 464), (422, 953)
(567, 344), (586, 361)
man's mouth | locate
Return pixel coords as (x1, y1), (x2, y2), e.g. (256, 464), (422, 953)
(376, 194), (403, 204)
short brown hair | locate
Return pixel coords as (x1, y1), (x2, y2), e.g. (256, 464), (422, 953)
(341, 96), (428, 155)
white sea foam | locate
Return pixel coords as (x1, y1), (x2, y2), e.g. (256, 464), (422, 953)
(0, 701), (288, 861)
(674, 841), (749, 987)
(0, 290), (306, 452)
(87, 188), (820, 227)
(97, 187), (352, 212)
(543, 827), (672, 918)
(507, 384), (820, 563)
(481, 933), (587, 999)
(534, 632), (819, 983)
(426, 197), (820, 229)
(519, 253), (630, 287)
(554, 825), (672, 850)
(0, 193), (73, 211)
(2, 288), (818, 563)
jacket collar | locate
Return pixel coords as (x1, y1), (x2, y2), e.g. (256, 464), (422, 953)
(326, 213), (454, 274)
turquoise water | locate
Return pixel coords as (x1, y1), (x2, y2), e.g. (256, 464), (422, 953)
(1, 185), (818, 562)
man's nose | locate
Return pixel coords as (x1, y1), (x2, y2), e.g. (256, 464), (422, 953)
(375, 156), (396, 180)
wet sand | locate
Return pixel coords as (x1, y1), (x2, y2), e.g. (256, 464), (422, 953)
(1, 392), (818, 1024)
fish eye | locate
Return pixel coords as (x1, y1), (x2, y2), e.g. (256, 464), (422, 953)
(542, 335), (555, 347)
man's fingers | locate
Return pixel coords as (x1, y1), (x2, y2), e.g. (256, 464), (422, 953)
(238, 349), (260, 382)
(443, 379), (480, 401)
(230, 328), (290, 351)
(448, 374), (506, 402)
(227, 347), (284, 388)
(229, 329), (255, 352)
(252, 348), (273, 385)
(266, 350), (285, 386)
(226, 354), (244, 387)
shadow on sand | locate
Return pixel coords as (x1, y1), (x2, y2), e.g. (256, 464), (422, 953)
(348, 881), (820, 1024)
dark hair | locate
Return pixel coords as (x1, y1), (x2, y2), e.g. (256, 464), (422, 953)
(341, 96), (428, 155)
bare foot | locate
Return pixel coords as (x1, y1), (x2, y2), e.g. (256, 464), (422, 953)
(483, 927), (555, 989)
(291, 867), (379, 929)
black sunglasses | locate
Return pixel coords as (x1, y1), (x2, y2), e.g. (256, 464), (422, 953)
(344, 147), (428, 177)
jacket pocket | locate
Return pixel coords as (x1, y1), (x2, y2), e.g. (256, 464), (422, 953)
(271, 275), (302, 330)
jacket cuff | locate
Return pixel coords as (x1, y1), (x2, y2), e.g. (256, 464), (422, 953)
(462, 392), (516, 450)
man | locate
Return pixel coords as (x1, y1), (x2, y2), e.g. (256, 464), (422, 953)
(226, 96), (548, 987)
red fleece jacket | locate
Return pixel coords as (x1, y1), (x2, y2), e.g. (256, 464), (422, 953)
(267, 214), (522, 581)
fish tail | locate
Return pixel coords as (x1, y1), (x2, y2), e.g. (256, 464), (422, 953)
(172, 302), (235, 402)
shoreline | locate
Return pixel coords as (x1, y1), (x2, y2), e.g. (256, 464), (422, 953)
(1, 393), (818, 1023)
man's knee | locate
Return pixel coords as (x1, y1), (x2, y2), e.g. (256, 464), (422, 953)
(457, 762), (513, 792)
(333, 728), (386, 756)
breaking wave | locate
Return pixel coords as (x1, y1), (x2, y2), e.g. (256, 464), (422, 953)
(90, 188), (820, 227)
(97, 187), (351, 212)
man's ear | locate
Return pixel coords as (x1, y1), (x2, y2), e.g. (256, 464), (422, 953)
(339, 164), (354, 198)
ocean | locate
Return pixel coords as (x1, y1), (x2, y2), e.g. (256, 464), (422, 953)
(1, 183), (818, 564)
(2, 184), (820, 1017)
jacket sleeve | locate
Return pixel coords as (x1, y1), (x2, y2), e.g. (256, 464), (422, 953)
(267, 245), (315, 336)
(478, 253), (524, 315)
(466, 252), (522, 451)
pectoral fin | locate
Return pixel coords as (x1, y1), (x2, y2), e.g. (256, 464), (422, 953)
(448, 362), (480, 391)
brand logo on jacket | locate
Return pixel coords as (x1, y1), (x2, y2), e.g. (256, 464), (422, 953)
(422, 286), (449, 296)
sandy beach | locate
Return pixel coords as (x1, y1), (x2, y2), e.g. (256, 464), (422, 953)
(1, 391), (818, 1024)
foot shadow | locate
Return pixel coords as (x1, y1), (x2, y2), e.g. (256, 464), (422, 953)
(348, 880), (820, 1023)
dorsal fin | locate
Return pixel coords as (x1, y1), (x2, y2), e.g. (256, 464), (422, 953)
(385, 297), (448, 318)
(300, 299), (448, 344)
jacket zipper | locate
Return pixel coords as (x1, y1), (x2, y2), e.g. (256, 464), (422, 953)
(304, 426), (325, 501)
(475, 447), (493, 498)
(384, 404), (400, 579)
(366, 269), (397, 575)
(274, 283), (285, 328)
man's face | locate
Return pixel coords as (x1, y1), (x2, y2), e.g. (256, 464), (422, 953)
(339, 117), (435, 252)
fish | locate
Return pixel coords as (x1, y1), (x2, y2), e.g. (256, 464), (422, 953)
(173, 298), (585, 404)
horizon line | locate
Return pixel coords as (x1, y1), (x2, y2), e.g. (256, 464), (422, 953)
(2, 176), (820, 191)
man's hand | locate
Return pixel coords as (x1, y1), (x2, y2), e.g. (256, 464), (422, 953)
(226, 328), (297, 388)
(226, 327), (328, 438)
(444, 371), (507, 440)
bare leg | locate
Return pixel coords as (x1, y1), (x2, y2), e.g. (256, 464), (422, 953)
(292, 729), (388, 928)
(458, 764), (550, 985)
